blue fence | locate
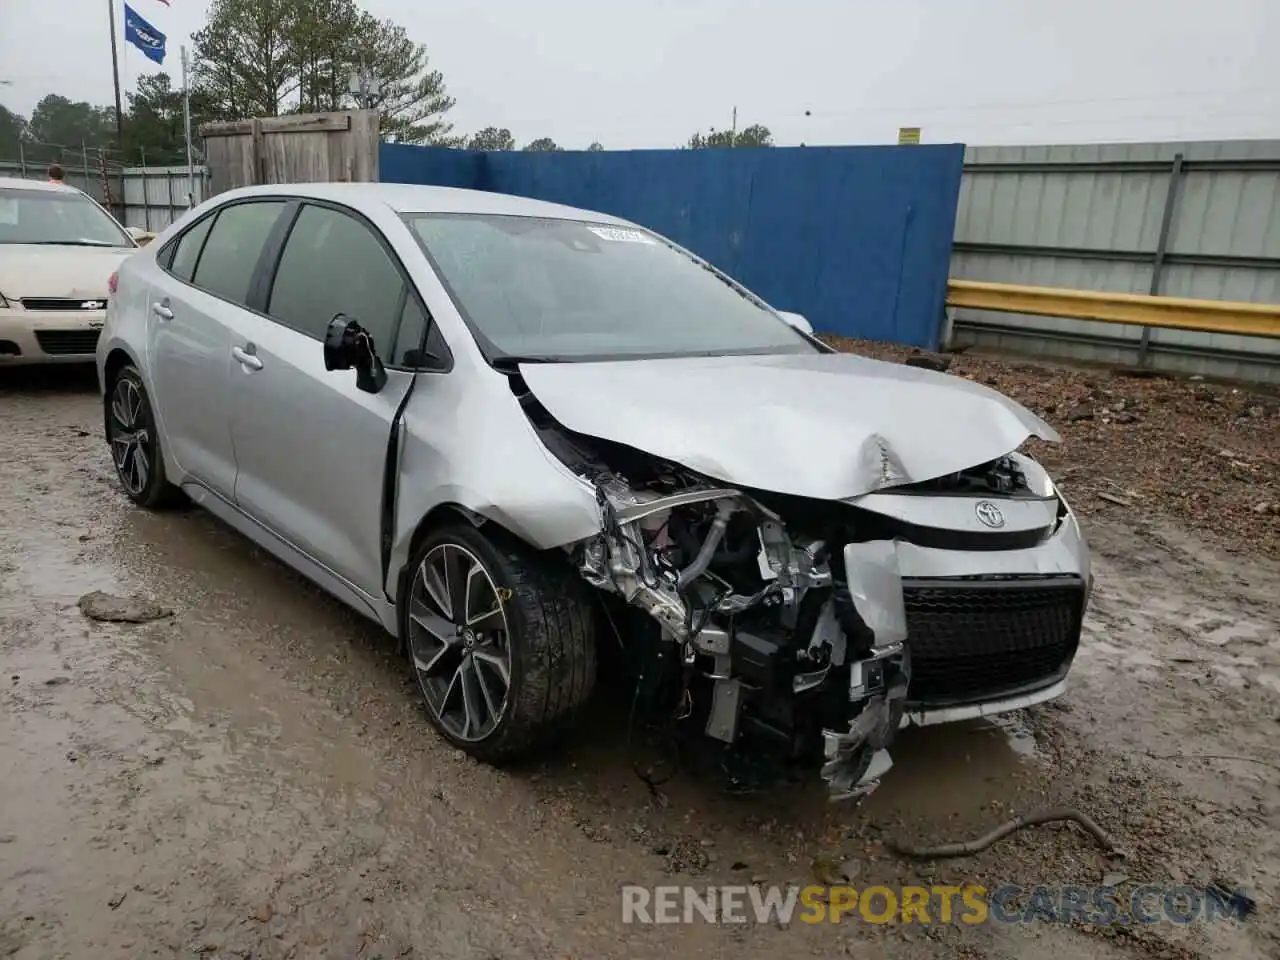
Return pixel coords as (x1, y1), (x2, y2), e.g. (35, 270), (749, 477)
(380, 143), (965, 350)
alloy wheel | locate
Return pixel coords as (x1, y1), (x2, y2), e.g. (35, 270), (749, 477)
(109, 377), (151, 497)
(408, 542), (514, 742)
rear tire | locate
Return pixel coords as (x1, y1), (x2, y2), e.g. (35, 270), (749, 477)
(105, 365), (181, 509)
(402, 522), (597, 763)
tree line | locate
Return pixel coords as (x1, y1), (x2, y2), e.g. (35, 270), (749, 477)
(0, 0), (774, 166)
(462, 125), (773, 152)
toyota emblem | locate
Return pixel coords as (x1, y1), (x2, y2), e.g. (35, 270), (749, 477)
(975, 500), (1006, 528)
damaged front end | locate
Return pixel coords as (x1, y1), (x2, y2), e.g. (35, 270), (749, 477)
(575, 475), (910, 801)
(491, 350), (1082, 801)
(516, 377), (914, 800)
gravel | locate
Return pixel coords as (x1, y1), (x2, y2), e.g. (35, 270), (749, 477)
(826, 338), (1280, 560)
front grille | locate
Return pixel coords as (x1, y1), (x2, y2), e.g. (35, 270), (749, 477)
(20, 297), (107, 311)
(35, 330), (100, 355)
(903, 576), (1086, 706)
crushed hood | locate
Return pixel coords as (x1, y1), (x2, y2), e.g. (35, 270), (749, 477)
(0, 245), (134, 301)
(519, 352), (1059, 501)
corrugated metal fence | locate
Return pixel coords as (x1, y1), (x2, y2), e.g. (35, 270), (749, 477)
(381, 142), (966, 350)
(119, 166), (207, 231)
(0, 159), (207, 232)
(950, 140), (1280, 383)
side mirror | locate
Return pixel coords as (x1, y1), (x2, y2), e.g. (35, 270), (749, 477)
(777, 310), (813, 335)
(324, 314), (387, 394)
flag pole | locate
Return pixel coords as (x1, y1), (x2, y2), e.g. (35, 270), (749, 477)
(107, 0), (124, 147)
(181, 44), (194, 207)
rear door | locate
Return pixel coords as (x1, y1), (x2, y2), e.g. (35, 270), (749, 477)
(148, 200), (288, 496)
(226, 201), (429, 599)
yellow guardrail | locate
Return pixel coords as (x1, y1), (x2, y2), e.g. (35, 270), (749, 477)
(946, 280), (1280, 340)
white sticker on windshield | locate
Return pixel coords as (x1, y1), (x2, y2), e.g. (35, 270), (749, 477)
(587, 226), (655, 244)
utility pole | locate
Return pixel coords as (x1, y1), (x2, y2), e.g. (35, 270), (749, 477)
(349, 69), (380, 110)
(181, 44), (195, 207)
(730, 106), (738, 148)
(106, 0), (124, 147)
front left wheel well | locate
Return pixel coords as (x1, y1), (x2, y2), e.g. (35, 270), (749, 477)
(395, 503), (581, 650)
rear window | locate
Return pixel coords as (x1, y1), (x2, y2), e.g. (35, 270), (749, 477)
(191, 201), (286, 306)
(0, 187), (132, 247)
(168, 215), (214, 283)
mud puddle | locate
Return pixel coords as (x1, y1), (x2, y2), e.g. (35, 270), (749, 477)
(2, 370), (1277, 959)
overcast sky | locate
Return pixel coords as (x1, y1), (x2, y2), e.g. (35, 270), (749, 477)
(1, 0), (1276, 148)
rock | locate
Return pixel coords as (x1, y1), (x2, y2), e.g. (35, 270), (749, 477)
(1098, 492), (1133, 507)
(1101, 872), (1129, 886)
(1254, 502), (1274, 515)
(1113, 413), (1140, 424)
(1068, 405), (1096, 422)
(43, 676), (70, 686)
(77, 592), (172, 624)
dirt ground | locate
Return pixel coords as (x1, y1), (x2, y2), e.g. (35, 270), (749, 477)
(1, 366), (1278, 960)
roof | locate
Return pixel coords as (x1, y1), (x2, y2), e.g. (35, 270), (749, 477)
(0, 176), (84, 194)
(223, 181), (633, 225)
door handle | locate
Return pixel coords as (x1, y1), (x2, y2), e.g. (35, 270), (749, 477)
(151, 301), (173, 320)
(232, 344), (263, 371)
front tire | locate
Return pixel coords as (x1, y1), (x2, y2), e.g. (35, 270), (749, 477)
(403, 523), (597, 763)
(106, 365), (180, 509)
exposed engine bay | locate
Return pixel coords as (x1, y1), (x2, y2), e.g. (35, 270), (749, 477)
(510, 371), (1061, 802)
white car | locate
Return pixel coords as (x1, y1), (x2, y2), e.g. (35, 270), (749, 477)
(0, 177), (138, 364)
(98, 183), (1092, 799)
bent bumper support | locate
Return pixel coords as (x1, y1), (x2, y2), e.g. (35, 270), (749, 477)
(820, 541), (911, 802)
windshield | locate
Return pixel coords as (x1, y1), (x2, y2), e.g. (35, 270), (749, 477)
(405, 213), (815, 362)
(0, 187), (133, 247)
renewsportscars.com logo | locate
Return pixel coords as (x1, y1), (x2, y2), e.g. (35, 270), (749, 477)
(621, 884), (1255, 926)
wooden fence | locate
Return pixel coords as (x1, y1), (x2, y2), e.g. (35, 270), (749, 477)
(198, 110), (380, 196)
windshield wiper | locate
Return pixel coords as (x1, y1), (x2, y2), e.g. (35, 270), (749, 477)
(490, 354), (570, 371)
(27, 239), (118, 247)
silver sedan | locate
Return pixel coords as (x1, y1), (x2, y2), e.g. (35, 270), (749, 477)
(97, 183), (1091, 798)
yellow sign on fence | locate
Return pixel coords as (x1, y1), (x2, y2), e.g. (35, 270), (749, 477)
(898, 127), (922, 145)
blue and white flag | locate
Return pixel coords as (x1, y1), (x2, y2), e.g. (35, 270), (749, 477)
(124, 4), (167, 64)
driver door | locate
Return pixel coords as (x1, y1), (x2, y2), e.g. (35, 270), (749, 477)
(227, 202), (428, 601)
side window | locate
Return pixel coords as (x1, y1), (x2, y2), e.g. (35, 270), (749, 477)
(392, 296), (428, 366)
(268, 204), (404, 358)
(168, 214), (214, 282)
(192, 201), (287, 305)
